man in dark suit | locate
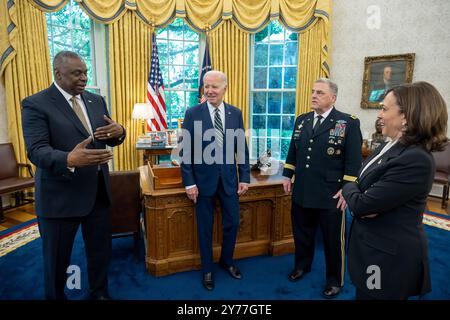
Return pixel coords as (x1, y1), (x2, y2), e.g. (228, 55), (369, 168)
(282, 78), (362, 299)
(21, 51), (126, 300)
(180, 70), (250, 291)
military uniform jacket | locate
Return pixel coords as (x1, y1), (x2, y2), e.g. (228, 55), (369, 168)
(282, 107), (362, 209)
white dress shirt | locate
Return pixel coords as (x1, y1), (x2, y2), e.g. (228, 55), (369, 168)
(359, 139), (398, 177)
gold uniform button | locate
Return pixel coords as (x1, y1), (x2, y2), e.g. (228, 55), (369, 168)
(307, 156), (310, 159)
(308, 147), (312, 151)
(306, 164), (310, 168)
(310, 139), (313, 143)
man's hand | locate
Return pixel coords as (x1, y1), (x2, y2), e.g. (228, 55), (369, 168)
(237, 183), (249, 196)
(67, 136), (113, 167)
(282, 178), (292, 194)
(94, 115), (124, 140)
(186, 186), (199, 203)
(333, 189), (347, 211)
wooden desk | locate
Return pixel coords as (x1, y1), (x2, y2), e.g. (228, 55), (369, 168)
(137, 146), (175, 165)
(139, 166), (294, 276)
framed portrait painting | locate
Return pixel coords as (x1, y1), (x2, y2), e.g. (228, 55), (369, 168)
(361, 53), (415, 109)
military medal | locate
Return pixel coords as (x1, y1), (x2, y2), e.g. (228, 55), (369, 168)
(336, 149), (341, 155)
(327, 147), (335, 155)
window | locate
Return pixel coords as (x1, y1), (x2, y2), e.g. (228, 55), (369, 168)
(46, 0), (106, 96)
(156, 18), (200, 129)
(250, 21), (298, 160)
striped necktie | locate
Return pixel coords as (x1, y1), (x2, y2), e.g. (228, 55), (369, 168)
(71, 96), (91, 134)
(213, 108), (223, 147)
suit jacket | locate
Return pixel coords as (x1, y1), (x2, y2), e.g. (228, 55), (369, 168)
(343, 142), (433, 299)
(21, 84), (125, 218)
(180, 102), (250, 196)
(282, 108), (362, 209)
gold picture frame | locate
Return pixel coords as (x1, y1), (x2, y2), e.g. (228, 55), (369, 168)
(361, 53), (415, 109)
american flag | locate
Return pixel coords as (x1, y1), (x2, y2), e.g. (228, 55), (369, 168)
(147, 33), (167, 131)
(198, 36), (212, 103)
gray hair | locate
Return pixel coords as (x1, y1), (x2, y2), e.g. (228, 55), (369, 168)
(315, 78), (338, 96)
(203, 70), (228, 86)
(53, 51), (82, 70)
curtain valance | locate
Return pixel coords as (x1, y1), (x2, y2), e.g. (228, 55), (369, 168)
(29, 0), (330, 32)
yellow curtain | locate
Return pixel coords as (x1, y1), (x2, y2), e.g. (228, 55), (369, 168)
(296, 16), (330, 116)
(2, 0), (52, 167)
(108, 11), (153, 170)
(210, 21), (249, 128)
(29, 0), (330, 32)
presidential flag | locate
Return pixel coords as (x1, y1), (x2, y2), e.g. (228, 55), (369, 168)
(198, 36), (212, 103)
(147, 33), (167, 131)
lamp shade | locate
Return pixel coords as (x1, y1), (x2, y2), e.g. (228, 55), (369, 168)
(132, 103), (154, 120)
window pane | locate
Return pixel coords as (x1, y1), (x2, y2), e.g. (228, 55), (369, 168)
(251, 138), (258, 159)
(73, 29), (90, 56)
(283, 67), (297, 89)
(254, 43), (268, 66)
(252, 137), (267, 158)
(158, 42), (168, 65)
(252, 92), (267, 114)
(184, 24), (199, 41)
(283, 92), (296, 114)
(168, 41), (183, 65)
(168, 91), (185, 111)
(52, 7), (70, 26)
(159, 18), (200, 127)
(46, 1), (97, 87)
(269, 44), (283, 65)
(156, 28), (168, 39)
(267, 138), (281, 159)
(268, 92), (281, 114)
(169, 65), (184, 88)
(252, 115), (266, 136)
(251, 20), (299, 160)
(187, 91), (200, 108)
(184, 42), (199, 65)
(282, 115), (295, 137)
(168, 19), (184, 40)
(287, 31), (298, 41)
(255, 25), (270, 42)
(254, 67), (267, 89)
(281, 138), (291, 160)
(284, 42), (298, 65)
(184, 66), (199, 89)
(268, 67), (282, 88)
(269, 21), (283, 41)
(268, 115), (280, 136)
(160, 66), (169, 87)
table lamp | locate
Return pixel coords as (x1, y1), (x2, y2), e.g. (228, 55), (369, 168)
(132, 103), (154, 135)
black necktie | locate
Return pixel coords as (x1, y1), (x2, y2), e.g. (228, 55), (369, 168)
(312, 115), (323, 134)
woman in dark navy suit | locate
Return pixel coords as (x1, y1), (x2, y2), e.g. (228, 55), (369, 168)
(341, 82), (448, 300)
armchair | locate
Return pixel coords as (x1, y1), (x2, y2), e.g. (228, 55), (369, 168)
(431, 141), (450, 209)
(0, 143), (34, 223)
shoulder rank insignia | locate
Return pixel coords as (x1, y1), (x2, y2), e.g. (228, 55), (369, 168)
(350, 115), (358, 120)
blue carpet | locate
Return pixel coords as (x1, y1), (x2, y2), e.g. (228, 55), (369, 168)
(1, 216), (449, 300)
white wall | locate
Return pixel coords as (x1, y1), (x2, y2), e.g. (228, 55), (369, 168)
(331, 0), (450, 140)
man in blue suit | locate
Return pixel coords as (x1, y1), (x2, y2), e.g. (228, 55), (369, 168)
(180, 70), (250, 291)
(21, 51), (125, 300)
